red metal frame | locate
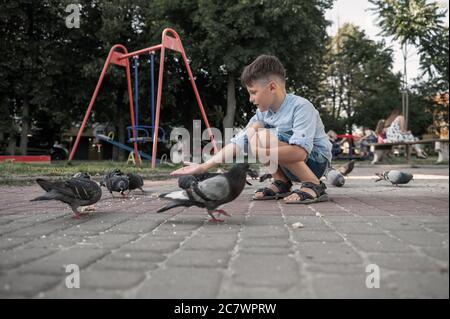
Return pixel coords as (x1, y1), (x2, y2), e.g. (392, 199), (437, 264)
(0, 155), (51, 163)
(68, 28), (218, 168)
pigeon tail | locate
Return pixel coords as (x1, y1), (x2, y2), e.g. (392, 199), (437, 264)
(156, 201), (189, 213)
(30, 195), (51, 202)
(35, 178), (55, 192)
(159, 190), (189, 201)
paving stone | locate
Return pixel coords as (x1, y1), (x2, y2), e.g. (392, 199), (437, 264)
(119, 237), (181, 253)
(240, 225), (289, 238)
(297, 242), (362, 264)
(305, 263), (367, 275)
(21, 235), (82, 250)
(231, 254), (299, 288)
(331, 222), (385, 235)
(166, 250), (230, 268)
(0, 273), (61, 297)
(312, 274), (398, 298)
(239, 237), (291, 248)
(384, 272), (449, 298)
(135, 268), (223, 298)
(0, 237), (32, 250)
(18, 248), (108, 275)
(182, 234), (237, 251)
(0, 248), (56, 270)
(420, 247), (449, 262)
(91, 258), (158, 271)
(367, 253), (443, 271)
(346, 234), (415, 253)
(106, 220), (160, 234)
(292, 230), (344, 242)
(389, 230), (448, 247)
(75, 234), (138, 249)
(110, 250), (166, 263)
(238, 246), (293, 255)
(79, 270), (145, 290)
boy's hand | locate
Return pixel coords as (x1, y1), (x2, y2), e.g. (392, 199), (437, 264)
(248, 121), (264, 130)
(170, 163), (207, 176)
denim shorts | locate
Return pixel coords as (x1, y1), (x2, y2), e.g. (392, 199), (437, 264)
(276, 130), (329, 182)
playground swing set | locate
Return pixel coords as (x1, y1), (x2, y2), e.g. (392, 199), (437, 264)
(68, 28), (218, 168)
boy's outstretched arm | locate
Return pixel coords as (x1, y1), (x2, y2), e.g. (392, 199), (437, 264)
(170, 143), (238, 176)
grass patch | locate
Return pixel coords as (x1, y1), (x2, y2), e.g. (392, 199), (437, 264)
(0, 160), (184, 185)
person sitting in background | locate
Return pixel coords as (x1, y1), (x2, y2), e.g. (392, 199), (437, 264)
(327, 130), (346, 159)
(358, 127), (378, 159)
(375, 119), (387, 143)
(383, 109), (428, 159)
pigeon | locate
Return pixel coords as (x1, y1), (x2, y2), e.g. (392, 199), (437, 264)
(325, 168), (345, 187)
(127, 172), (145, 193)
(101, 170), (129, 197)
(337, 160), (355, 176)
(157, 163), (252, 222)
(177, 168), (255, 190)
(100, 168), (123, 187)
(30, 172), (102, 218)
(375, 170), (414, 186)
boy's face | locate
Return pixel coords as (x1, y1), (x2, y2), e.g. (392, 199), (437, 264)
(246, 79), (277, 112)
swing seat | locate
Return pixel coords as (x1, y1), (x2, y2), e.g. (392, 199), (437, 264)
(127, 125), (166, 143)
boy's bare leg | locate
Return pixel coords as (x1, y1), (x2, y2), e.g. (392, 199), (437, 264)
(263, 145), (320, 201)
(248, 128), (292, 198)
(282, 161), (320, 201)
(250, 129), (321, 200)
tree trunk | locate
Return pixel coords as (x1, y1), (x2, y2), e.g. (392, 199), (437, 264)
(222, 74), (236, 129)
(19, 97), (30, 155)
(7, 123), (17, 155)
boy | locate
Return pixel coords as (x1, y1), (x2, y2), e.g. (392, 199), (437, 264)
(171, 55), (332, 204)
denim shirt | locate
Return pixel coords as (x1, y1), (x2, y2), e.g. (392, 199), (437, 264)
(230, 93), (332, 163)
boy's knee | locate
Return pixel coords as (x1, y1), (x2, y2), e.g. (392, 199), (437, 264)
(257, 129), (278, 149)
(279, 145), (307, 164)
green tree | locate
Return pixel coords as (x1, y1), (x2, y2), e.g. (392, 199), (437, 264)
(0, 0), (102, 155)
(146, 0), (333, 132)
(320, 24), (402, 132)
(369, 0), (447, 129)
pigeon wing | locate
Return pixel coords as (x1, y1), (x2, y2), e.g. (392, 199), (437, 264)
(195, 175), (230, 202)
(51, 178), (98, 201)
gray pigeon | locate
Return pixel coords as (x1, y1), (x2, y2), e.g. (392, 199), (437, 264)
(177, 169), (255, 190)
(101, 170), (129, 197)
(325, 169), (345, 187)
(127, 172), (145, 193)
(30, 173), (102, 218)
(100, 168), (123, 186)
(375, 170), (414, 186)
(157, 163), (252, 222)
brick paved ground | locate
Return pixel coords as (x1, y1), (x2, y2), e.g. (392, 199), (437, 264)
(0, 165), (448, 298)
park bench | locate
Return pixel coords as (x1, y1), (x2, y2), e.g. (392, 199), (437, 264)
(369, 138), (449, 164)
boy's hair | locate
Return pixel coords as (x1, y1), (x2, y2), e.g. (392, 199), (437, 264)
(241, 55), (286, 87)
